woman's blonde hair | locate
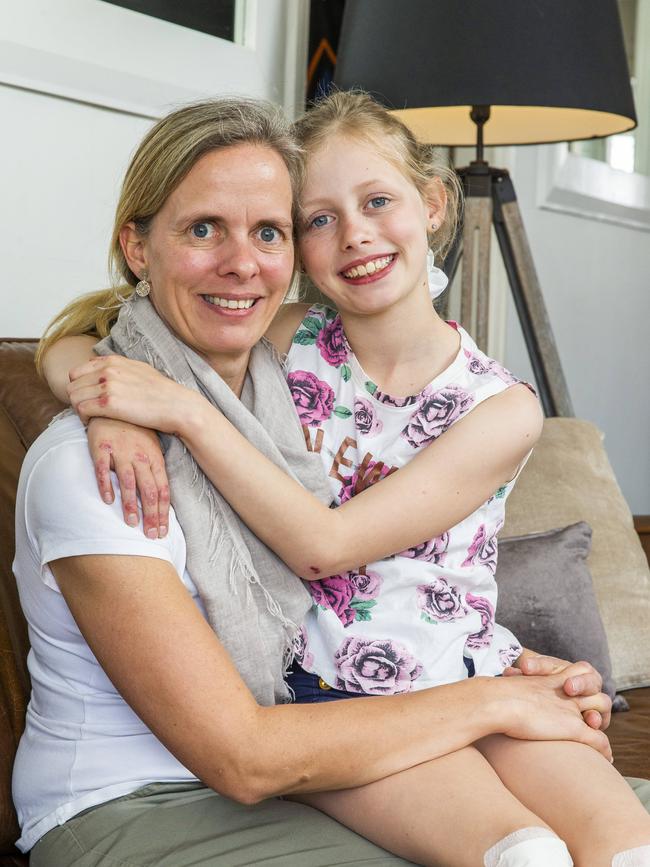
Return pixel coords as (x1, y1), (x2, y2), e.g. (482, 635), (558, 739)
(293, 89), (462, 262)
(36, 98), (300, 372)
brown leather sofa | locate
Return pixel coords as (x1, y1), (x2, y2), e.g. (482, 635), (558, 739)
(1, 338), (649, 865)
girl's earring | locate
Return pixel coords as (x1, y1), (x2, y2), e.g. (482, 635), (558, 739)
(135, 272), (151, 297)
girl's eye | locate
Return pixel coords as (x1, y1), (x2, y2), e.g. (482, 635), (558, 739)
(368, 196), (389, 209)
(191, 222), (215, 239)
(258, 226), (281, 243)
(310, 214), (332, 229)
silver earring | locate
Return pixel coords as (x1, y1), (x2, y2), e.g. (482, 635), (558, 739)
(135, 273), (151, 297)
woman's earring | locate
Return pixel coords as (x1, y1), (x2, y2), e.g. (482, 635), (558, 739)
(135, 272), (151, 297)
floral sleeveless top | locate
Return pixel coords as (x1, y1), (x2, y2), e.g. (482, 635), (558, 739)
(286, 304), (531, 695)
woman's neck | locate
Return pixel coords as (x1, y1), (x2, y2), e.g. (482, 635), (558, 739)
(339, 289), (460, 399)
(206, 350), (251, 397)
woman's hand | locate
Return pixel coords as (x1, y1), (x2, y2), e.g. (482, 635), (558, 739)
(67, 355), (200, 435)
(504, 651), (611, 730)
(496, 666), (613, 761)
(87, 418), (170, 539)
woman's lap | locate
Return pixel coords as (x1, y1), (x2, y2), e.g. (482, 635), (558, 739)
(30, 782), (412, 867)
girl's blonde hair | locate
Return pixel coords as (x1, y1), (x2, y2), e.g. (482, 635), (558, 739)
(293, 89), (462, 262)
(36, 98), (300, 372)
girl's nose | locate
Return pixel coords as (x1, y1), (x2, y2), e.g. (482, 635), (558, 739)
(340, 214), (374, 250)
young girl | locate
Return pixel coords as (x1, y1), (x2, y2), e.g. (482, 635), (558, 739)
(42, 91), (650, 866)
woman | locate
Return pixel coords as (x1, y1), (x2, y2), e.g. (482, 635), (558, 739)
(18, 97), (610, 867)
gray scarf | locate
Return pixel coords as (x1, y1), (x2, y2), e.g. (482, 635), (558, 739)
(95, 295), (332, 706)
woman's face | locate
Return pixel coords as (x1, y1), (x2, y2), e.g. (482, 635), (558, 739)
(298, 134), (438, 318)
(124, 143), (294, 374)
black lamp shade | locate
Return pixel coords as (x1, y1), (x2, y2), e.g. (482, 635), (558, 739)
(334, 0), (637, 146)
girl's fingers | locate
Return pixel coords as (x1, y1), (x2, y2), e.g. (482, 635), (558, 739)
(150, 458), (170, 538)
(112, 456), (139, 528)
(132, 458), (160, 539)
(93, 445), (115, 504)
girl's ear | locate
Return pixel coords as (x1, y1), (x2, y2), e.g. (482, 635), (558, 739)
(119, 222), (148, 279)
(424, 177), (448, 229)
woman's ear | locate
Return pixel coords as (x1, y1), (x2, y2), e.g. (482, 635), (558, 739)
(424, 177), (448, 230)
(119, 222), (148, 279)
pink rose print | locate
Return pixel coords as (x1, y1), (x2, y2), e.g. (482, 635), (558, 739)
(354, 397), (383, 437)
(464, 349), (519, 386)
(334, 636), (423, 695)
(339, 460), (395, 504)
(461, 524), (499, 575)
(417, 578), (467, 624)
(499, 644), (522, 668)
(465, 593), (495, 649)
(293, 626), (314, 670)
(399, 532), (449, 564)
(401, 385), (474, 448)
(349, 569), (383, 600)
(315, 315), (349, 367)
(309, 576), (356, 627)
(287, 370), (335, 426)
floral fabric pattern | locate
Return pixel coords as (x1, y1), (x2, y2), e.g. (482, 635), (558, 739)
(399, 532), (449, 564)
(287, 370), (334, 426)
(334, 636), (423, 695)
(401, 385), (474, 448)
(462, 524), (500, 574)
(417, 578), (467, 624)
(310, 570), (383, 627)
(286, 304), (530, 695)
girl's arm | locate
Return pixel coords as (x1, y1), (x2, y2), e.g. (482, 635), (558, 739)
(67, 354), (542, 581)
(53, 552), (611, 806)
(40, 334), (98, 401)
(41, 334), (170, 537)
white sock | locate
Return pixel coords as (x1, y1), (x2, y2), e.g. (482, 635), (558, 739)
(484, 827), (573, 867)
(613, 845), (650, 866)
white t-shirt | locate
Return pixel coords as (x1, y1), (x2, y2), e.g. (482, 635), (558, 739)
(12, 414), (205, 852)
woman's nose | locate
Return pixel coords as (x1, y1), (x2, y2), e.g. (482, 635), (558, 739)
(216, 236), (259, 281)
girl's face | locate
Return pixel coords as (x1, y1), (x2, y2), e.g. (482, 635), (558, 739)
(298, 134), (441, 317)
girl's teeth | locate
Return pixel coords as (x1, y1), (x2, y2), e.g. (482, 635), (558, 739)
(343, 256), (392, 279)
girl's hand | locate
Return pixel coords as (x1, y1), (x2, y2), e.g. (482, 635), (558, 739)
(67, 355), (203, 434)
(87, 418), (170, 539)
(497, 665), (613, 761)
(504, 652), (610, 730)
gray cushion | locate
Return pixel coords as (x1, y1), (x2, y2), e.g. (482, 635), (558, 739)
(496, 522), (625, 708)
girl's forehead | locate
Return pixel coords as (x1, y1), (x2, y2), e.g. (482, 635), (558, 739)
(302, 133), (415, 196)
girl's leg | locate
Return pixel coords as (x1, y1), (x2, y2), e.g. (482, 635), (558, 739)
(477, 735), (650, 867)
(292, 745), (568, 867)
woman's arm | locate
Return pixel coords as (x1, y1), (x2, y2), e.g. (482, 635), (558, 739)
(66, 355), (542, 580)
(52, 552), (611, 805)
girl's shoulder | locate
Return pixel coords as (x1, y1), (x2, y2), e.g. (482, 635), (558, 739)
(264, 302), (313, 355)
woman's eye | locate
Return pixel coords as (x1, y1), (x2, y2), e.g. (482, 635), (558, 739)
(368, 196), (389, 209)
(310, 214), (332, 229)
(191, 222), (215, 239)
(258, 226), (281, 243)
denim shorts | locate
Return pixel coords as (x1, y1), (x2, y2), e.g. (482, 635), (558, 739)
(287, 662), (364, 704)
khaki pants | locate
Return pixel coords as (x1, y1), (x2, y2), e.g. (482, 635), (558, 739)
(30, 782), (412, 866)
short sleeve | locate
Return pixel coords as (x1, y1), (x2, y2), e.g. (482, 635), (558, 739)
(24, 436), (178, 593)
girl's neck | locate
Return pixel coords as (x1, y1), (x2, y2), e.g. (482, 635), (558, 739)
(339, 287), (460, 399)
